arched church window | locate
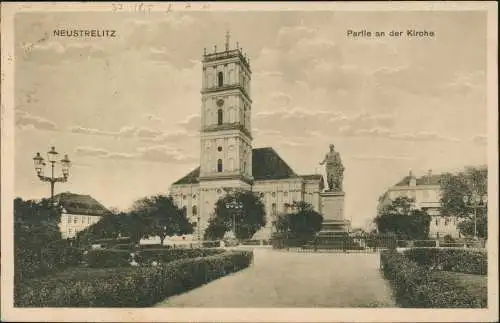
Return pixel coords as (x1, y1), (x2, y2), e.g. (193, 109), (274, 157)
(217, 108), (223, 125)
(217, 159), (223, 172)
(218, 72), (224, 87)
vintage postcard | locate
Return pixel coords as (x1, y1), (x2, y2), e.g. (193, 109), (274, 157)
(1, 2), (498, 322)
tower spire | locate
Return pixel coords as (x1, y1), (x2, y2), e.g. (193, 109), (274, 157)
(225, 30), (231, 51)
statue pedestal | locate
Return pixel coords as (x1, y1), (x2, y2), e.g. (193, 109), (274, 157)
(319, 191), (350, 234)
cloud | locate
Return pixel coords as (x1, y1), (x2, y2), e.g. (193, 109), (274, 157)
(144, 113), (164, 123)
(254, 24), (343, 85)
(269, 92), (293, 106)
(124, 14), (201, 67)
(75, 145), (197, 164)
(75, 147), (108, 157)
(70, 125), (168, 140)
(15, 109), (58, 131)
(253, 108), (395, 139)
(20, 40), (106, 64)
(177, 115), (200, 133)
(251, 108), (459, 143)
(350, 154), (412, 161)
(471, 134), (487, 146)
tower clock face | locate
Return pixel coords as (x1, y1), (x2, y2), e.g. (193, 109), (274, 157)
(216, 99), (224, 107)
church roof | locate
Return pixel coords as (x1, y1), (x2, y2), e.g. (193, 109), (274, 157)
(172, 147), (300, 185)
(53, 192), (110, 216)
(252, 147), (298, 180)
(394, 174), (442, 187)
(172, 167), (201, 185)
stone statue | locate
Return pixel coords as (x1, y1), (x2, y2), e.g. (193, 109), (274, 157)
(319, 144), (345, 191)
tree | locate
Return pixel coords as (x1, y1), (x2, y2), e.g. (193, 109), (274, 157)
(205, 190), (266, 240)
(14, 197), (65, 281)
(76, 212), (130, 243)
(286, 201), (323, 237)
(130, 194), (193, 245)
(440, 166), (488, 238)
(374, 196), (431, 240)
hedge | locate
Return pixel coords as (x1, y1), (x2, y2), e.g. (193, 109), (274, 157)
(413, 240), (437, 247)
(86, 248), (225, 268)
(380, 250), (486, 308)
(403, 248), (487, 275)
(86, 249), (130, 268)
(15, 251), (253, 307)
(15, 245), (83, 282)
(202, 241), (220, 248)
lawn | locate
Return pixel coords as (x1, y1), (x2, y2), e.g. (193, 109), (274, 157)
(433, 270), (487, 303)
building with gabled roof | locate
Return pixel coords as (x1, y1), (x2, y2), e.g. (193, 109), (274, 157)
(378, 169), (462, 239)
(170, 35), (323, 240)
(54, 192), (110, 239)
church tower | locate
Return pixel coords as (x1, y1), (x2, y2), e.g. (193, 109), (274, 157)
(198, 32), (253, 221)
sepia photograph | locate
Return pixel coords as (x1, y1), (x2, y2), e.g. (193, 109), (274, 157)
(1, 2), (498, 322)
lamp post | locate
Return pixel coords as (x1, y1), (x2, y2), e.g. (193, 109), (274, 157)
(462, 193), (487, 240)
(225, 199), (243, 238)
(33, 146), (71, 206)
(197, 215), (201, 245)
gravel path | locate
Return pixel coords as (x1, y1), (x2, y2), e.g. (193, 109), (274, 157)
(155, 248), (396, 308)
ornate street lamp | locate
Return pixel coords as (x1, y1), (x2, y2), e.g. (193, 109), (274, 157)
(462, 193), (487, 240)
(33, 146), (71, 206)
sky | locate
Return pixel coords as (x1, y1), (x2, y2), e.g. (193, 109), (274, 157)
(14, 10), (488, 228)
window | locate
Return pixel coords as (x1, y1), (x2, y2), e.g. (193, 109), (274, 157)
(444, 218), (449, 226)
(272, 192), (276, 198)
(218, 72), (224, 87)
(74, 216), (78, 224)
(67, 215), (71, 223)
(217, 108), (223, 125)
(192, 205), (198, 217)
(435, 218), (439, 226)
(217, 159), (223, 172)
(271, 203), (277, 216)
(88, 216), (91, 224)
(217, 146), (222, 152)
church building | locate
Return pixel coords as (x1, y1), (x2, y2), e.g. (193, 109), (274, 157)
(169, 34), (323, 240)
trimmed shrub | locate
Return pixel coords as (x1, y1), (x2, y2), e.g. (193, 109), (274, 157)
(403, 248), (487, 275)
(140, 244), (170, 249)
(85, 248), (226, 268)
(15, 251), (253, 307)
(241, 239), (261, 245)
(136, 248), (225, 264)
(15, 244), (84, 282)
(202, 241), (220, 248)
(380, 250), (486, 308)
(413, 240), (437, 247)
(86, 249), (130, 268)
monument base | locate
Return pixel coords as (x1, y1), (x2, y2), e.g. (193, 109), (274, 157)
(312, 190), (359, 250)
(319, 190), (348, 229)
